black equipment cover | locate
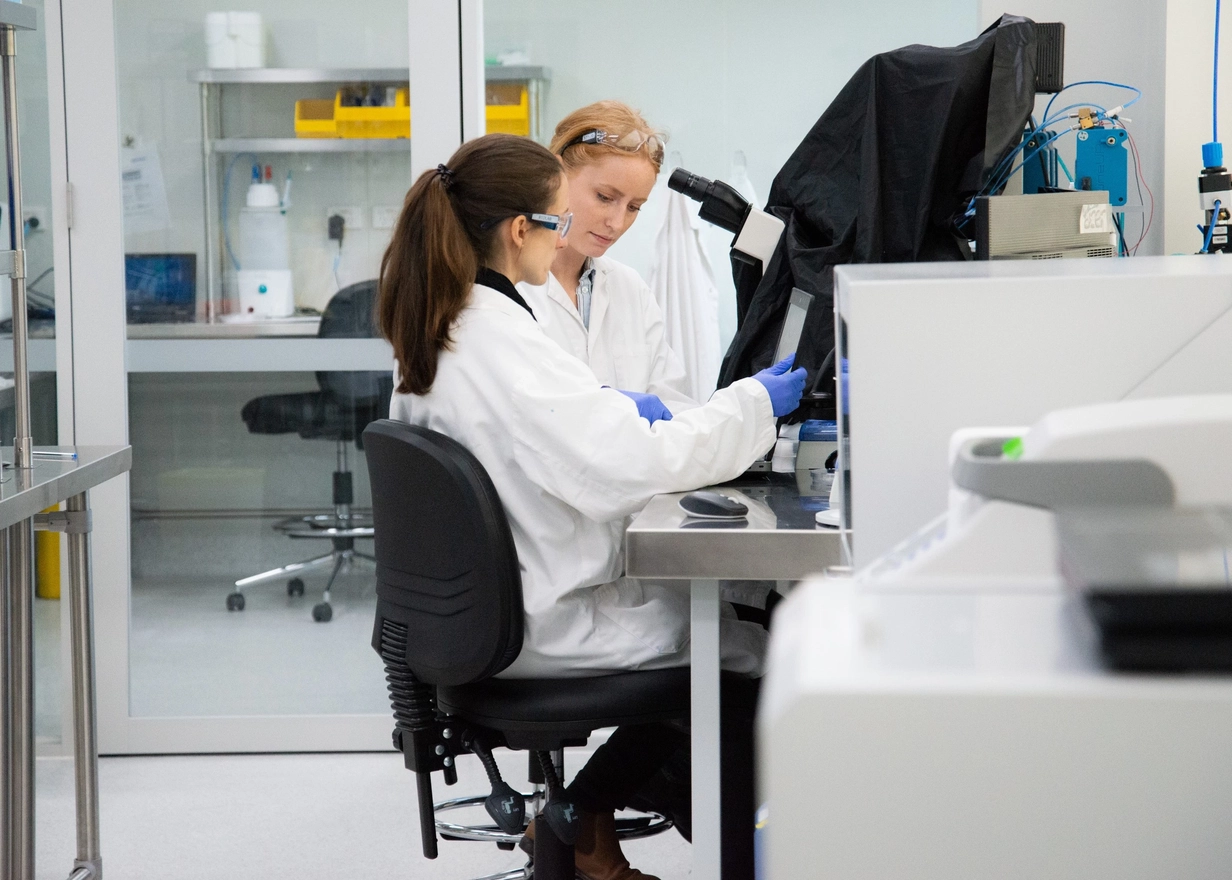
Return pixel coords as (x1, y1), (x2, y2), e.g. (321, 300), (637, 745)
(718, 15), (1040, 404)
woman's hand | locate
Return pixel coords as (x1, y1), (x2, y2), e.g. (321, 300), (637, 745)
(752, 355), (808, 417)
(617, 390), (674, 425)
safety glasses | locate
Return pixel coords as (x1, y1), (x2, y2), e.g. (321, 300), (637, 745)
(527, 212), (573, 238)
(480, 211), (573, 239)
(562, 129), (665, 164)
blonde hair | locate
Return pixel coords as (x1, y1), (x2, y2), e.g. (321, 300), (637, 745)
(550, 100), (666, 175)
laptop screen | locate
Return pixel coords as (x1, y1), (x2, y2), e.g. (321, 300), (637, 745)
(125, 253), (197, 323)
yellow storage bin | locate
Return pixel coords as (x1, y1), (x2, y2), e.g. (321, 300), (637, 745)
(334, 87), (410, 139)
(486, 84), (530, 136)
(294, 98), (337, 138)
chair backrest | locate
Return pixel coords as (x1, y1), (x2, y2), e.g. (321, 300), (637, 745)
(317, 279), (390, 406)
(363, 419), (524, 686)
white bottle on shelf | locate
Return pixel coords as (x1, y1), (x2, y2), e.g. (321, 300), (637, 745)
(236, 169), (294, 318)
(205, 12), (266, 70)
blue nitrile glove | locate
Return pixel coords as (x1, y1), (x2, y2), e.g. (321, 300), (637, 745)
(618, 390), (674, 425)
(753, 355), (808, 417)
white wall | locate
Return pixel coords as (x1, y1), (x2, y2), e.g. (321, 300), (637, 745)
(114, 0), (413, 313)
(1164, 0), (1232, 255)
(978, 1), (1169, 256)
(485, 0), (979, 350)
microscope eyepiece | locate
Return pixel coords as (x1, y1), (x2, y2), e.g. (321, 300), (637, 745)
(668, 168), (711, 200)
(667, 166), (751, 235)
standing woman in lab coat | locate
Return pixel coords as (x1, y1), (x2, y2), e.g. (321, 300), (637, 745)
(518, 101), (697, 416)
(377, 133), (805, 880)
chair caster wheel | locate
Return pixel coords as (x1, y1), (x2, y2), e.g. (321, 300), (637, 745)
(312, 602), (332, 622)
(226, 592), (245, 612)
(287, 577), (305, 597)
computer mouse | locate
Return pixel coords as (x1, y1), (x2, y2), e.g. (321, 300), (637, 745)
(679, 490), (748, 520)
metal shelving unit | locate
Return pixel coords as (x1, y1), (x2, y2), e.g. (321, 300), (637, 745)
(212, 137), (411, 153)
(192, 65), (551, 320)
(191, 65), (548, 84)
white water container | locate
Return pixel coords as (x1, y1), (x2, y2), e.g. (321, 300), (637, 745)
(237, 205), (293, 317)
(237, 269), (294, 318)
(238, 206), (290, 270)
(205, 12), (265, 69)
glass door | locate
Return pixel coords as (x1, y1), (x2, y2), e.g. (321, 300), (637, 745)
(0, 0), (68, 753)
(59, 0), (481, 753)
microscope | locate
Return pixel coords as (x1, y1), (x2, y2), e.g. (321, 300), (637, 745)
(667, 168), (785, 276)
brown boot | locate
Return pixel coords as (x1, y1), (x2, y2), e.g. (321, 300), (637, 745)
(518, 810), (661, 880)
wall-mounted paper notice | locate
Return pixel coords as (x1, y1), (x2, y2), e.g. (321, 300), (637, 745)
(121, 146), (171, 235)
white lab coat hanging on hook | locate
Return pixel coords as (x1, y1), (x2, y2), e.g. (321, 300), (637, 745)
(647, 170), (723, 403)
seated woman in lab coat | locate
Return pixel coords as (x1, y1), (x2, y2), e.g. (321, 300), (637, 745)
(518, 101), (697, 418)
(377, 133), (805, 880)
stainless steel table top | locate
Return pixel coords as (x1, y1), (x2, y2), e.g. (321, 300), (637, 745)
(625, 475), (846, 581)
(0, 446), (131, 529)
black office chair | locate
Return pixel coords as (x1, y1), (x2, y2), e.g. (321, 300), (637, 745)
(226, 280), (393, 622)
(363, 419), (684, 879)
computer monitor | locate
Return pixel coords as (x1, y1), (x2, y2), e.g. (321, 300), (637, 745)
(775, 288), (814, 367)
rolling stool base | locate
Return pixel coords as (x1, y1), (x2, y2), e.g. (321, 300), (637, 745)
(434, 794), (671, 880)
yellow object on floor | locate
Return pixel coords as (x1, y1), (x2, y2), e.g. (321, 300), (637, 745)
(35, 504), (60, 599)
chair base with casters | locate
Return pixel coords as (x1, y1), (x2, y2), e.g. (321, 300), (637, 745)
(431, 750), (672, 879)
(226, 439), (376, 622)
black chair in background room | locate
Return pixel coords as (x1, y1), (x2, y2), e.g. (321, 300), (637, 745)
(226, 280), (392, 622)
(362, 419), (679, 880)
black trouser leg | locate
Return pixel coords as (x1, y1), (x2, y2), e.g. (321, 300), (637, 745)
(565, 722), (688, 814)
(720, 676), (760, 880)
(564, 677), (761, 879)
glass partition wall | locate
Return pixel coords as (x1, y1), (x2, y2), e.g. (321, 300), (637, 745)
(62, 0), (485, 753)
(114, 0), (411, 732)
(127, 371), (388, 717)
(3, 0), (65, 750)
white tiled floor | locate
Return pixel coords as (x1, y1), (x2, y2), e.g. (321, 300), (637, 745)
(34, 751), (693, 879)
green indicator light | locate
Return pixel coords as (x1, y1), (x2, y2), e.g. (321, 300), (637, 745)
(1002, 437), (1024, 460)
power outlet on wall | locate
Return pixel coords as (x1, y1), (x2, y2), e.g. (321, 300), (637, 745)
(325, 206), (365, 231)
(372, 205), (400, 230)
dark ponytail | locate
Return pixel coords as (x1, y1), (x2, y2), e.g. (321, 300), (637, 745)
(378, 134), (563, 395)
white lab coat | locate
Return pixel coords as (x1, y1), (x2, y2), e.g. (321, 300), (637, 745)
(389, 282), (776, 678)
(648, 188), (723, 403)
(519, 256), (699, 414)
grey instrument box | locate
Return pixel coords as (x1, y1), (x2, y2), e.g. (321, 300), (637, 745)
(975, 190), (1117, 260)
